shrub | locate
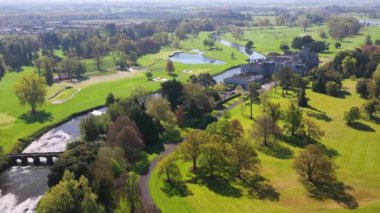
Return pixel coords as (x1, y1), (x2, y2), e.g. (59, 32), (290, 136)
(326, 81), (340, 97)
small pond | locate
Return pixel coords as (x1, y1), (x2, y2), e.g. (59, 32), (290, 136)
(170, 49), (225, 65)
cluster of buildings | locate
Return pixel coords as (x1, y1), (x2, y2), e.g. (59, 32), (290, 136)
(224, 48), (319, 89)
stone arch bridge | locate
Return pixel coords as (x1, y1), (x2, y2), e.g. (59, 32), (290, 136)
(7, 152), (63, 166)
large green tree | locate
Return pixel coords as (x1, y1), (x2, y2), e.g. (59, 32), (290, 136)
(284, 103), (303, 136)
(15, 73), (47, 114)
(37, 171), (104, 213)
(248, 83), (261, 119)
(294, 144), (336, 184)
(160, 79), (184, 109)
(180, 130), (205, 171)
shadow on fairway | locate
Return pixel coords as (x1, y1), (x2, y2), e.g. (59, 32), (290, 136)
(258, 143), (293, 159)
(348, 122), (376, 132)
(161, 181), (193, 198)
(19, 110), (53, 124)
(305, 105), (333, 122)
(305, 181), (358, 210)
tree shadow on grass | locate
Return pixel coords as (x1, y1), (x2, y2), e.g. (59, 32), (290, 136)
(370, 116), (380, 124)
(19, 110), (53, 124)
(240, 174), (280, 201)
(258, 143), (293, 159)
(282, 136), (339, 158)
(348, 122), (376, 132)
(305, 106), (332, 122)
(335, 90), (351, 99)
(161, 181), (193, 198)
(305, 181), (358, 210)
(190, 171), (243, 198)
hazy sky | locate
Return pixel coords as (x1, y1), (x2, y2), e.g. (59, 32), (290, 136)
(0, 0), (377, 3)
(0, 0), (378, 7)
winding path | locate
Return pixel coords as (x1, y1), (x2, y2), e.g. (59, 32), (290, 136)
(138, 82), (275, 207)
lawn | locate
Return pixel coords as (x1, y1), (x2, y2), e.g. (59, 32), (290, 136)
(150, 80), (380, 212)
(222, 26), (380, 58)
(0, 31), (247, 152)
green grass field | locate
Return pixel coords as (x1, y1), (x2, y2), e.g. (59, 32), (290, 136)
(0, 32), (247, 152)
(150, 80), (380, 212)
(222, 26), (380, 58)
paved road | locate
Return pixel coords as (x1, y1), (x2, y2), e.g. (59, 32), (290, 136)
(139, 143), (179, 207)
(139, 81), (275, 207)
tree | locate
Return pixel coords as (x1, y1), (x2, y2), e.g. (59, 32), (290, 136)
(260, 91), (270, 112)
(266, 102), (282, 122)
(92, 37), (107, 71)
(161, 79), (184, 109)
(294, 144), (336, 184)
(115, 53), (128, 70)
(206, 119), (243, 144)
(203, 39), (215, 50)
(200, 136), (226, 177)
(166, 60), (175, 75)
(175, 105), (185, 127)
(91, 147), (123, 211)
(190, 73), (216, 90)
(278, 68), (293, 96)
(335, 42), (342, 49)
(108, 116), (145, 160)
(328, 16), (361, 40)
(229, 139), (260, 178)
(48, 141), (98, 187)
(342, 56), (357, 77)
(284, 103), (303, 136)
(158, 155), (182, 186)
(80, 115), (105, 141)
(251, 114), (281, 146)
(365, 35), (373, 45)
(301, 119), (325, 142)
(297, 16), (311, 32)
(319, 31), (328, 39)
(15, 73), (47, 114)
(184, 83), (213, 117)
(291, 35), (314, 50)
(179, 130), (205, 171)
(146, 96), (175, 123)
(363, 99), (379, 119)
(125, 106), (159, 146)
(298, 89), (309, 107)
(326, 81), (340, 97)
(275, 16), (285, 26)
(368, 79), (379, 99)
(0, 55), (6, 80)
(105, 93), (116, 106)
(356, 78), (369, 97)
(248, 83), (261, 119)
(280, 44), (290, 53)
(344, 107), (361, 124)
(37, 171), (104, 213)
(245, 41), (254, 49)
(40, 56), (55, 85)
(124, 172), (143, 213)
(145, 71), (153, 81)
(231, 26), (244, 40)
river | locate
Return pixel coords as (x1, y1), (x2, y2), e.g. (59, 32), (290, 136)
(0, 38), (264, 213)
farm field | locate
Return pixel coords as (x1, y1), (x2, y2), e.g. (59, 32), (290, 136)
(150, 80), (380, 212)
